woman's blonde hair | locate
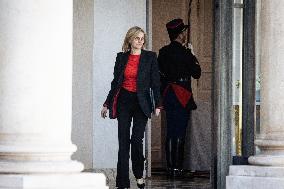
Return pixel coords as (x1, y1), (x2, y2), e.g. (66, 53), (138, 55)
(122, 26), (147, 52)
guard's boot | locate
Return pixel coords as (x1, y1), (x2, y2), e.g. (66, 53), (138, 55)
(166, 138), (175, 177)
(174, 137), (185, 178)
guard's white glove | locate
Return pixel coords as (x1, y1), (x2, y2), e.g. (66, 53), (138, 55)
(187, 43), (195, 55)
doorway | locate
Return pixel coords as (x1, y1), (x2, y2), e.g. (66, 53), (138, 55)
(149, 0), (213, 180)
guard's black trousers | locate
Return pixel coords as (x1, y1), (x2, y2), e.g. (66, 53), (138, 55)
(116, 88), (148, 188)
(164, 88), (190, 173)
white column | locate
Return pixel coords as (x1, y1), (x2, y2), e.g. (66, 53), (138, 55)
(0, 0), (107, 188)
(248, 0), (284, 167)
(227, 1), (284, 188)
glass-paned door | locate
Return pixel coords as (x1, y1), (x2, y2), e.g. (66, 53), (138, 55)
(232, 0), (243, 156)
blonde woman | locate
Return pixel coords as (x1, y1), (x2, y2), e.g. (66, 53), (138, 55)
(101, 26), (161, 189)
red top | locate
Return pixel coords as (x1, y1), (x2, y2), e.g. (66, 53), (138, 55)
(122, 54), (141, 92)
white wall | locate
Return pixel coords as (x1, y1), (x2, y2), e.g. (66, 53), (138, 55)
(72, 0), (94, 169)
(93, 0), (146, 168)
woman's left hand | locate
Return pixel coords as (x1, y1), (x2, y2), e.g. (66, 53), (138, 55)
(155, 108), (160, 116)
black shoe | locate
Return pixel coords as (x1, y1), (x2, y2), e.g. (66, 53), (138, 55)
(172, 168), (181, 178)
(136, 178), (145, 189)
(137, 183), (145, 189)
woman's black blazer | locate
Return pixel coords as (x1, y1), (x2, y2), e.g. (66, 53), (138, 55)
(104, 50), (160, 119)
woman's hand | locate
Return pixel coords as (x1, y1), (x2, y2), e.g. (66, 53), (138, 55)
(155, 108), (160, 116)
(101, 106), (108, 119)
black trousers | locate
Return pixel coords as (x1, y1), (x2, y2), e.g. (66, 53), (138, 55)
(164, 87), (190, 173)
(116, 88), (148, 188)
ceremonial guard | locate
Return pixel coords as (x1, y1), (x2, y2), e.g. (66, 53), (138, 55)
(158, 18), (201, 177)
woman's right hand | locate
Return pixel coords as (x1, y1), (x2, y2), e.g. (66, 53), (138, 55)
(101, 106), (108, 119)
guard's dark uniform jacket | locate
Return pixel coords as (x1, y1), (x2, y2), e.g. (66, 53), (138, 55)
(158, 41), (201, 110)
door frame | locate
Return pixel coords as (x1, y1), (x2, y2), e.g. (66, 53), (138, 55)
(212, 0), (233, 188)
(145, 0), (153, 178)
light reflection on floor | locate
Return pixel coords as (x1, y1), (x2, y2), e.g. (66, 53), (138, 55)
(144, 174), (211, 189)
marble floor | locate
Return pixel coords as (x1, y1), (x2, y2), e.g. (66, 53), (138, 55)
(107, 171), (211, 189)
(142, 173), (211, 189)
(145, 175), (211, 189)
(94, 170), (211, 189)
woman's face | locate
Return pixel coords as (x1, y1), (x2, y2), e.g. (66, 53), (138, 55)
(130, 32), (144, 50)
